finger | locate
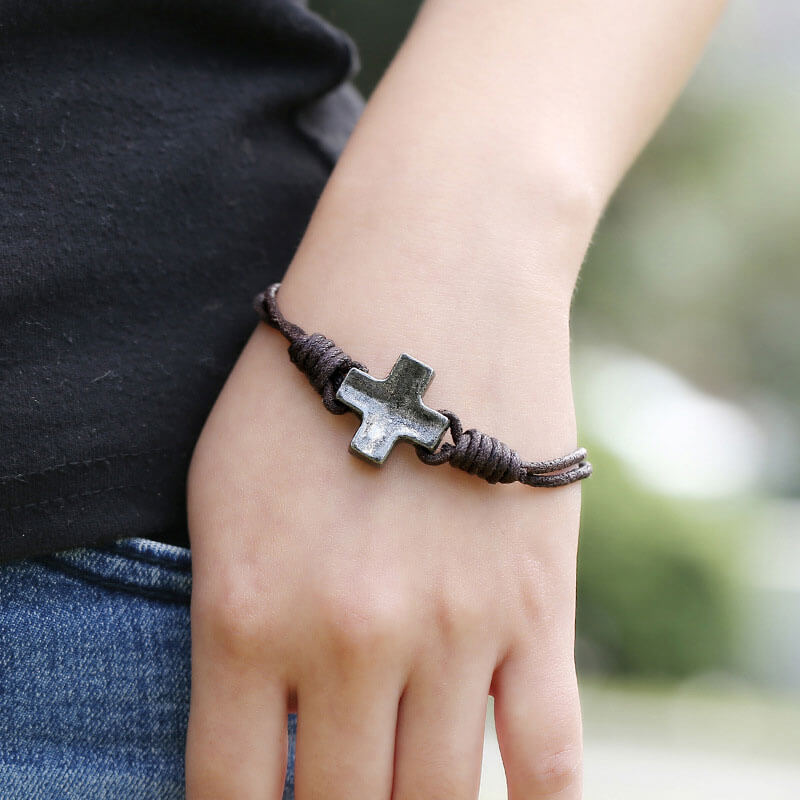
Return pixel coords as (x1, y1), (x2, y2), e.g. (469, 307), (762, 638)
(391, 652), (493, 800)
(293, 661), (401, 800)
(492, 641), (583, 799)
(186, 646), (289, 800)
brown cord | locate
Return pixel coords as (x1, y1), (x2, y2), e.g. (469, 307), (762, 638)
(254, 282), (592, 488)
(414, 410), (591, 487)
(255, 283), (366, 415)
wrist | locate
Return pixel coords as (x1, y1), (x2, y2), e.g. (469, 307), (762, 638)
(248, 123), (596, 462)
(265, 273), (576, 467)
(253, 283), (589, 493)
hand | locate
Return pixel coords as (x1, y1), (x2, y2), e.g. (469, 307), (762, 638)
(185, 294), (584, 800)
(182, 0), (726, 791)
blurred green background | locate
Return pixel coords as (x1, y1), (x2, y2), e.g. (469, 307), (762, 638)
(313, 1), (800, 796)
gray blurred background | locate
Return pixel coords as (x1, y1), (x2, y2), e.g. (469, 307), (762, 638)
(312, 1), (800, 796)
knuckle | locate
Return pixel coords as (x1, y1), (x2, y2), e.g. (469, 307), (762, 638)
(523, 741), (583, 796)
(196, 583), (281, 658)
(319, 582), (408, 659)
(433, 589), (486, 644)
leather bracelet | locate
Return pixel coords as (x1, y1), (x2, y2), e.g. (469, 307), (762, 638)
(254, 283), (592, 488)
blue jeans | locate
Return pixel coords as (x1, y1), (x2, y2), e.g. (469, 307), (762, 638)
(0, 538), (297, 799)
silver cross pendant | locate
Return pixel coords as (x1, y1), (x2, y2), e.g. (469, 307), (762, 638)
(335, 353), (450, 465)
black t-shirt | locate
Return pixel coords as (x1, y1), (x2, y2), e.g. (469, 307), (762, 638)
(0, 0), (363, 561)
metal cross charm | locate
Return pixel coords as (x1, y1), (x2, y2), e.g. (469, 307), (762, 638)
(335, 353), (450, 465)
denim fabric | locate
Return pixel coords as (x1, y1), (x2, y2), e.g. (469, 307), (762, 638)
(0, 537), (297, 799)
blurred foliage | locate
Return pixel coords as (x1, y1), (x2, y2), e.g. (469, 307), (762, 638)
(576, 442), (741, 677)
(573, 96), (800, 485)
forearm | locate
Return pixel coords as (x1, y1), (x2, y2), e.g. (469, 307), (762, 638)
(321, 0), (726, 222)
(388, 0), (728, 206)
(270, 0), (724, 459)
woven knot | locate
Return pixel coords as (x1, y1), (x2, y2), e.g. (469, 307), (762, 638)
(288, 333), (348, 392)
(288, 332), (366, 414)
(449, 428), (522, 484)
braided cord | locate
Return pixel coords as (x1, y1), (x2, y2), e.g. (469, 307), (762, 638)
(255, 282), (592, 488)
(414, 411), (591, 487)
(254, 283), (366, 415)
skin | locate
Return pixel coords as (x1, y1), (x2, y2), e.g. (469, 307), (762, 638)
(185, 1), (726, 798)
